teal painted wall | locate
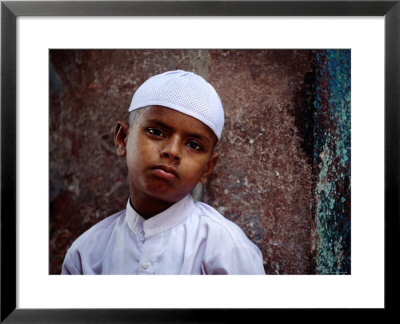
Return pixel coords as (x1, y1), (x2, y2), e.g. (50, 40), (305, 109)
(313, 50), (351, 274)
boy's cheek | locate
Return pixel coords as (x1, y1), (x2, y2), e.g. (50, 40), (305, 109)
(126, 139), (152, 159)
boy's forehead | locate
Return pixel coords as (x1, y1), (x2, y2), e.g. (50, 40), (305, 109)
(137, 106), (217, 141)
(139, 105), (209, 128)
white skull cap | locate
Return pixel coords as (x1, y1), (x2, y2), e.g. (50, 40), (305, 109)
(128, 70), (224, 139)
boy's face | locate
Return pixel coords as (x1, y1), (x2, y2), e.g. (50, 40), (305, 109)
(115, 106), (219, 211)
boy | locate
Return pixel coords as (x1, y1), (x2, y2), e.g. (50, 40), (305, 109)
(61, 70), (265, 275)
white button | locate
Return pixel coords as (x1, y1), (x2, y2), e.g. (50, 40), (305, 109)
(142, 260), (151, 269)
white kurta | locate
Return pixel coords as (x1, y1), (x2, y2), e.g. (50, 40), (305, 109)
(61, 194), (265, 275)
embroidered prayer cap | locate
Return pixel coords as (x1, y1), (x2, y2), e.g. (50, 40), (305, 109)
(128, 70), (224, 139)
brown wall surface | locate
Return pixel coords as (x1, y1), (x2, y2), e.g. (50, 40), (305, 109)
(204, 50), (314, 274)
(50, 49), (349, 275)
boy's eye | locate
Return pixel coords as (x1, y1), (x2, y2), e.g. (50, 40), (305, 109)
(147, 128), (165, 137)
(186, 141), (202, 151)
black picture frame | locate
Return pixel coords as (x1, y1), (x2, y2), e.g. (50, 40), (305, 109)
(1, 0), (399, 322)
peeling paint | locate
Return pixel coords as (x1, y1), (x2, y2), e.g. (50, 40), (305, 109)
(313, 50), (351, 274)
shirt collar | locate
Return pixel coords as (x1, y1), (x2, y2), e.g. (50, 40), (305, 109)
(125, 194), (194, 238)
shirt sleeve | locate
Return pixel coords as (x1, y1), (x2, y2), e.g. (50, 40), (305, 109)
(61, 249), (82, 275)
(204, 242), (265, 275)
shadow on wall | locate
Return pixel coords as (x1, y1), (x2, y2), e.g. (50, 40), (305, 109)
(49, 49), (351, 275)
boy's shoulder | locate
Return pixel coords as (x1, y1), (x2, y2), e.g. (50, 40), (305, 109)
(192, 200), (253, 245)
(68, 209), (125, 251)
(192, 199), (264, 274)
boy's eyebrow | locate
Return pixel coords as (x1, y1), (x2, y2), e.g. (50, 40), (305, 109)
(147, 118), (211, 145)
(186, 132), (211, 145)
(147, 119), (171, 130)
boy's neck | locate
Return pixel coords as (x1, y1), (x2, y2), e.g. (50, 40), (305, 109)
(129, 192), (175, 220)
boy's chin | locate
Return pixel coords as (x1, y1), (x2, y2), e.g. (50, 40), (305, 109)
(145, 187), (191, 204)
(139, 179), (199, 204)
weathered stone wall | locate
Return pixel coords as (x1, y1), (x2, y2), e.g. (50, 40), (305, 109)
(203, 50), (314, 274)
(50, 49), (351, 275)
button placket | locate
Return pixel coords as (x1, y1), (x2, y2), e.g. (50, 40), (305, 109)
(138, 233), (163, 274)
(138, 238), (154, 274)
(141, 260), (151, 269)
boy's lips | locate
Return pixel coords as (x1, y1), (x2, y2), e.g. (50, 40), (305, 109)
(151, 165), (179, 180)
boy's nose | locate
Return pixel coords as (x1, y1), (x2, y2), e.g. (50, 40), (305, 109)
(160, 136), (181, 162)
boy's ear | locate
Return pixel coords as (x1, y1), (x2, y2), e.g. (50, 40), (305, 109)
(114, 121), (129, 157)
(200, 152), (219, 185)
